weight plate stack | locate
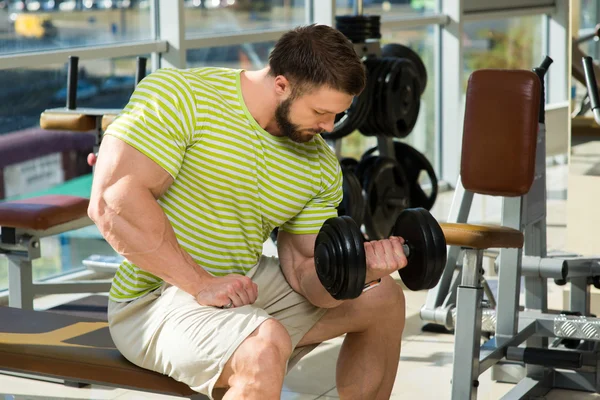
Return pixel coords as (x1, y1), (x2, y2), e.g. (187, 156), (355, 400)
(335, 15), (381, 43)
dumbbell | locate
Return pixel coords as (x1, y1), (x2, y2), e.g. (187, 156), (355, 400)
(314, 207), (446, 300)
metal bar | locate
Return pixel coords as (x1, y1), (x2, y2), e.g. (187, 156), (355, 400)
(570, 277), (591, 317)
(451, 286), (483, 399)
(7, 255), (33, 309)
(185, 28), (292, 50)
(421, 178), (472, 318)
(499, 375), (553, 400)
(157, 0), (185, 68)
(32, 281), (112, 295)
(0, 41), (168, 71)
(554, 370), (597, 392)
(495, 197), (524, 342)
(380, 14), (450, 30)
(463, 6), (556, 22)
(479, 320), (537, 374)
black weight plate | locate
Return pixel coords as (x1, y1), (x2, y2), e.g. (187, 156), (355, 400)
(339, 165), (365, 228)
(358, 58), (381, 136)
(417, 208), (446, 289)
(339, 216), (366, 299)
(315, 220), (346, 298)
(335, 15), (381, 24)
(355, 155), (379, 187)
(381, 43), (428, 95)
(393, 208), (434, 291)
(364, 58), (390, 136)
(386, 59), (421, 138)
(329, 216), (361, 299)
(322, 72), (371, 140)
(363, 157), (411, 240)
(374, 58), (395, 136)
(394, 142), (438, 210)
(340, 157), (359, 172)
(362, 142), (438, 210)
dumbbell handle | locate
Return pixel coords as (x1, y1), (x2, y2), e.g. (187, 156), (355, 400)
(402, 244), (411, 258)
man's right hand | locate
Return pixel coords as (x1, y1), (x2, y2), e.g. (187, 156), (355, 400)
(195, 274), (259, 308)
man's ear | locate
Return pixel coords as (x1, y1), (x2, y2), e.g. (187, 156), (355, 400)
(274, 75), (291, 96)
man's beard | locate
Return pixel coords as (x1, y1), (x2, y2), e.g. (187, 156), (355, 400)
(275, 97), (320, 143)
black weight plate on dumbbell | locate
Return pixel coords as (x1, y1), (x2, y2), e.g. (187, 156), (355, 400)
(381, 43), (428, 95)
(362, 142), (438, 210)
(386, 59), (421, 138)
(330, 216), (363, 299)
(363, 157), (411, 240)
(393, 208), (435, 291)
(315, 219), (346, 298)
(417, 208), (446, 289)
(338, 216), (366, 299)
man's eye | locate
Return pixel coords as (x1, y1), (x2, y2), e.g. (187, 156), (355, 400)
(315, 110), (325, 115)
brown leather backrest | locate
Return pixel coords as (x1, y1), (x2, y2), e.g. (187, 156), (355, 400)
(461, 69), (541, 197)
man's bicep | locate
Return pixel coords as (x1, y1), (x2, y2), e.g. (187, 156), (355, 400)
(92, 135), (174, 200)
(277, 230), (318, 291)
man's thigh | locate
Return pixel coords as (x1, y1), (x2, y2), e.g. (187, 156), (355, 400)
(107, 255), (326, 397)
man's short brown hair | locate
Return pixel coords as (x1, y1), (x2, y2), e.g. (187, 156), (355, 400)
(269, 24), (366, 97)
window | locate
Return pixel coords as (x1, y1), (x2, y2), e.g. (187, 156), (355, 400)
(0, 55), (144, 291)
(187, 41), (275, 69)
(1, 1), (153, 55)
(463, 15), (545, 86)
(185, 0), (307, 36)
(335, 0), (437, 18)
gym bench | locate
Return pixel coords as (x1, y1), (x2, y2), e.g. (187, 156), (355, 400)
(0, 195), (112, 309)
(0, 306), (206, 398)
(0, 195), (206, 397)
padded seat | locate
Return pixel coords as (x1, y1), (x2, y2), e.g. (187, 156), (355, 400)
(40, 112), (97, 132)
(440, 223), (524, 250)
(0, 306), (199, 397)
(0, 195), (89, 230)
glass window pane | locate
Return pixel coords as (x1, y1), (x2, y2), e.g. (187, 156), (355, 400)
(335, 0), (437, 18)
(185, 0), (306, 36)
(187, 41), (275, 68)
(463, 15), (545, 86)
(338, 26), (437, 172)
(1, 2), (153, 55)
(0, 55), (141, 291)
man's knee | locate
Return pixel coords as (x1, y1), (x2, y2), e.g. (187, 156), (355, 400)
(364, 276), (406, 320)
(251, 319), (293, 362)
(216, 319), (292, 388)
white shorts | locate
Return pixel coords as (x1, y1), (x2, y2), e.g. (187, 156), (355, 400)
(107, 255), (327, 399)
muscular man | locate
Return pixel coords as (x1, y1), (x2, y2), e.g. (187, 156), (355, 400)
(88, 24), (407, 400)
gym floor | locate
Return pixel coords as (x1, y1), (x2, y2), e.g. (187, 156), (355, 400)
(1, 154), (599, 399)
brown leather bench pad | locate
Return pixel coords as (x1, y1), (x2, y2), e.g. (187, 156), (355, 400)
(0, 195), (89, 230)
(441, 223), (524, 250)
(0, 306), (197, 397)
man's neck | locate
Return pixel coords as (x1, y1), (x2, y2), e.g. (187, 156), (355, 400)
(240, 68), (281, 135)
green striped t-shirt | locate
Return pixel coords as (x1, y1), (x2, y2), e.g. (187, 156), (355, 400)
(103, 67), (343, 302)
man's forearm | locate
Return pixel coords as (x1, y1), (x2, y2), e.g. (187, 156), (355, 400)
(88, 182), (213, 298)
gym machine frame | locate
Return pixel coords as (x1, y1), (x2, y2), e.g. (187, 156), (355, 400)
(421, 56), (600, 398)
